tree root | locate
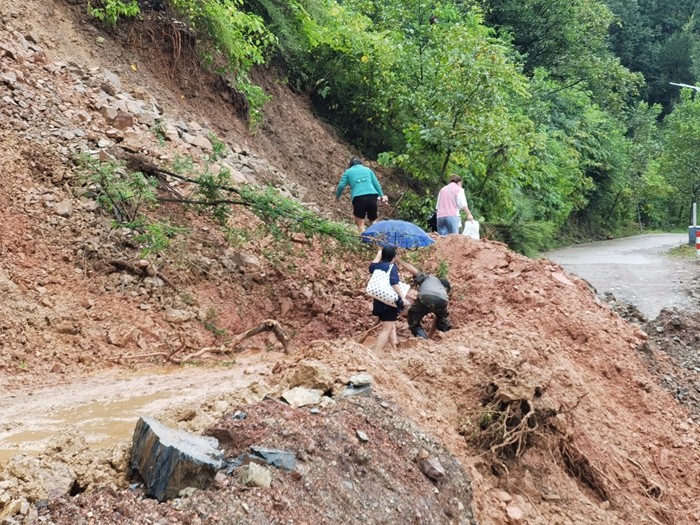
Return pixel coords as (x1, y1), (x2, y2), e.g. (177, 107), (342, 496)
(488, 403), (538, 458)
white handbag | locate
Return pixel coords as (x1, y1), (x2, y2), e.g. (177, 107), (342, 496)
(462, 220), (480, 240)
(366, 264), (410, 306)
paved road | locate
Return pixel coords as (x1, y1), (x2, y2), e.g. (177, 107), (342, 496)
(544, 234), (698, 320)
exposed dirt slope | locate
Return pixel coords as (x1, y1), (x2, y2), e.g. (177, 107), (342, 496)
(1, 2), (700, 525)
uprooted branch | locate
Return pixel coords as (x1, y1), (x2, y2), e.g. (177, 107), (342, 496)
(488, 402), (538, 458)
(116, 319), (291, 364)
(355, 321), (382, 344)
(126, 155), (244, 196)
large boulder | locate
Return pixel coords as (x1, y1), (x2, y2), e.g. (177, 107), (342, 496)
(129, 417), (224, 502)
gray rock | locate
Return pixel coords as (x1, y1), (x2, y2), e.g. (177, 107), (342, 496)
(281, 387), (322, 408)
(129, 417), (224, 502)
(419, 457), (446, 481)
(164, 308), (193, 324)
(338, 384), (372, 398)
(100, 105), (118, 122)
(349, 373), (373, 387)
(163, 123), (179, 142)
(191, 135), (213, 151)
(231, 251), (262, 270)
(120, 130), (144, 152)
(102, 68), (122, 91)
(54, 200), (73, 218)
(250, 446), (297, 471)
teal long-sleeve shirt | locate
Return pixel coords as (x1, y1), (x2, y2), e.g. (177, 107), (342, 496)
(335, 165), (384, 200)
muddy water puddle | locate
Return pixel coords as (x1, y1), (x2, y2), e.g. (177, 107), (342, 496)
(0, 352), (280, 463)
(0, 391), (172, 462)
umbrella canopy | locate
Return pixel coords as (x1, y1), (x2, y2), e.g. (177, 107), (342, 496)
(361, 220), (434, 249)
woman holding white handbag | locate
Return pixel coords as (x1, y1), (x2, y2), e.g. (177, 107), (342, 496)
(368, 246), (408, 351)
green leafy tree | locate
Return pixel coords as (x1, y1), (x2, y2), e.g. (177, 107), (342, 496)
(606, 0), (700, 111)
(165, 0), (276, 125)
(625, 101), (669, 229)
(655, 89), (700, 225)
(481, 0), (642, 116)
(87, 0), (140, 27)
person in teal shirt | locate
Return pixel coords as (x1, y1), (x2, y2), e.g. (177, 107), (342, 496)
(335, 157), (388, 233)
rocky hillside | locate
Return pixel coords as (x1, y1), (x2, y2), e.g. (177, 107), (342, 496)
(2, 1), (700, 525)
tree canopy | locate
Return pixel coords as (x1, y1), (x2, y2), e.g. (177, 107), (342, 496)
(89, 0), (700, 252)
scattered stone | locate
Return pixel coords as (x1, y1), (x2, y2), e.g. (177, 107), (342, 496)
(100, 105), (119, 121)
(54, 200), (73, 217)
(112, 111), (134, 130)
(102, 68), (122, 92)
(506, 504), (524, 523)
(163, 123), (179, 142)
(319, 396), (336, 409)
(356, 430), (369, 442)
(230, 251), (263, 271)
(106, 324), (137, 347)
(164, 308), (194, 324)
(120, 130), (144, 152)
(280, 387), (322, 408)
(284, 360), (334, 391)
(239, 462), (271, 488)
(191, 134), (213, 151)
(250, 446), (297, 471)
(338, 384), (372, 398)
(419, 457), (446, 481)
(495, 490), (513, 503)
(349, 373), (373, 387)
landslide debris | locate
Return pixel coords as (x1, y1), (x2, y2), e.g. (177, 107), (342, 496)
(44, 395), (477, 525)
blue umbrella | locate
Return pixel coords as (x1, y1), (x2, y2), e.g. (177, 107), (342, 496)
(361, 220), (435, 249)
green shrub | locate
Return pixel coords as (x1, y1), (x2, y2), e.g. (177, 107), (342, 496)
(87, 0), (140, 27)
(76, 154), (157, 224)
(136, 222), (187, 258)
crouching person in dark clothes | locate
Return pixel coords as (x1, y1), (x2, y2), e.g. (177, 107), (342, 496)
(395, 256), (452, 339)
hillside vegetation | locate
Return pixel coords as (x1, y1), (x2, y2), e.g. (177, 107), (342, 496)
(85, 0), (700, 254)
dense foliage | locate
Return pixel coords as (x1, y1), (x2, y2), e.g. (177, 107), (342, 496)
(87, 0), (700, 252)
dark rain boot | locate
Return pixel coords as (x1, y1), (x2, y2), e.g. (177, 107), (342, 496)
(412, 327), (428, 339)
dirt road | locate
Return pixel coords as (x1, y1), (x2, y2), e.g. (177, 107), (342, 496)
(0, 351), (280, 463)
(545, 233), (699, 319)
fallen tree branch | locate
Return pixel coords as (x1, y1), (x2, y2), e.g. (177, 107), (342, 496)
(356, 321), (382, 344)
(127, 155), (244, 196)
(116, 320), (292, 364)
(157, 197), (247, 206)
(176, 319), (291, 362)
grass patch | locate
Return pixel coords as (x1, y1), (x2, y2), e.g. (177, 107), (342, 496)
(667, 243), (697, 259)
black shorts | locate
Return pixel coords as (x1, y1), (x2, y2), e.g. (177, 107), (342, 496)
(375, 308), (398, 322)
(373, 301), (398, 322)
(352, 194), (379, 221)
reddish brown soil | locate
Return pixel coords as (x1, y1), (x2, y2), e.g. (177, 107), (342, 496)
(1, 2), (700, 525)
